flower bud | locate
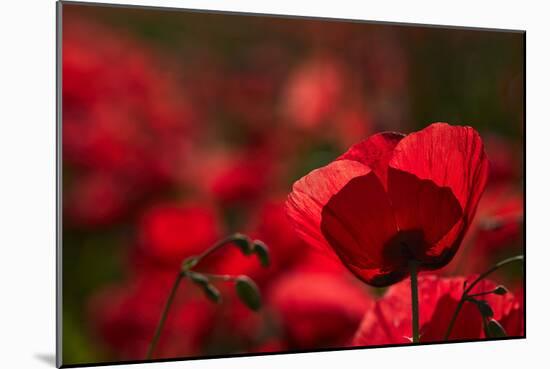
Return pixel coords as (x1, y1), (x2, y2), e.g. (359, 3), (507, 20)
(235, 275), (262, 311)
(253, 240), (270, 267)
(232, 233), (253, 255)
(493, 285), (509, 295)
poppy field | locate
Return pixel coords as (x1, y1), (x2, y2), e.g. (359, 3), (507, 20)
(59, 3), (525, 366)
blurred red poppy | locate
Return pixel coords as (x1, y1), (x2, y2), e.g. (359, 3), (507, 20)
(63, 17), (196, 228)
(206, 200), (305, 286)
(484, 135), (522, 186)
(209, 152), (272, 208)
(269, 272), (372, 349)
(65, 172), (129, 227)
(448, 185), (524, 275)
(138, 203), (221, 265)
(352, 275), (523, 345)
(282, 58), (344, 129)
(88, 273), (215, 360)
(287, 123), (489, 286)
(474, 186), (523, 255)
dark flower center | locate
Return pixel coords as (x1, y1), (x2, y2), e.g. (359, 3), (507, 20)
(383, 230), (426, 265)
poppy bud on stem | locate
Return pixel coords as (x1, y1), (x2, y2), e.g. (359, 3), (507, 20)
(409, 260), (420, 343)
(146, 233), (269, 360)
(444, 255), (523, 340)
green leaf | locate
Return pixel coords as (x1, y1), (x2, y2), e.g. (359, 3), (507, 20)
(485, 318), (507, 338)
(232, 233), (253, 255)
(235, 275), (261, 311)
(252, 240), (270, 267)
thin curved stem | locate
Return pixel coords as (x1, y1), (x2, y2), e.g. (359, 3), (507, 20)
(147, 234), (247, 360)
(444, 255), (523, 340)
(409, 261), (420, 343)
(195, 234), (244, 263)
(146, 273), (184, 360)
(468, 290), (498, 298)
(463, 255), (523, 297)
(199, 273), (237, 282)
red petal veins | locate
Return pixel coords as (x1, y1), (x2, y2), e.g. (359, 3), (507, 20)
(387, 123), (489, 267)
(286, 160), (372, 254)
(389, 122), (489, 218)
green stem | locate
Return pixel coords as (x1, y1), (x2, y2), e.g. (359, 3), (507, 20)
(444, 255), (523, 340)
(409, 261), (420, 343)
(195, 234), (244, 263)
(468, 290), (498, 298)
(199, 273), (237, 282)
(146, 273), (184, 360)
(147, 233), (257, 360)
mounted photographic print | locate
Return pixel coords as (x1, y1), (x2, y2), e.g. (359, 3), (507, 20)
(56, 1), (525, 367)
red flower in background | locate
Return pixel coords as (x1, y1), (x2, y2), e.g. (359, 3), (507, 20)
(269, 272), (372, 349)
(447, 185), (523, 275)
(287, 123), (489, 286)
(475, 186), (523, 255)
(282, 58), (344, 129)
(65, 172), (129, 227)
(89, 274), (216, 360)
(206, 200), (305, 286)
(484, 135), (522, 186)
(138, 203), (221, 265)
(352, 275), (523, 346)
(209, 155), (271, 207)
(62, 17), (196, 228)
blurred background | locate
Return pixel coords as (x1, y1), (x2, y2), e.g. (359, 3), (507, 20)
(61, 3), (524, 365)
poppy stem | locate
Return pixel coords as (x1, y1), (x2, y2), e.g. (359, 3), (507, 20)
(409, 261), (420, 343)
(198, 273), (238, 282)
(146, 233), (268, 360)
(195, 234), (243, 263)
(146, 272), (185, 360)
(444, 255), (524, 340)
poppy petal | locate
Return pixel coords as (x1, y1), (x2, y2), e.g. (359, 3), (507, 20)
(320, 171), (401, 286)
(353, 275), (522, 345)
(389, 122), (489, 216)
(387, 169), (463, 262)
(338, 132), (404, 188)
(388, 123), (489, 265)
(286, 159), (372, 253)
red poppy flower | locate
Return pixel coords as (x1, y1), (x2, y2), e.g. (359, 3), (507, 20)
(269, 272), (372, 349)
(209, 153), (272, 207)
(287, 123), (489, 286)
(206, 200), (305, 286)
(138, 203), (221, 265)
(282, 58), (344, 129)
(474, 186), (523, 255)
(484, 135), (522, 185)
(63, 15), (196, 226)
(352, 275), (523, 345)
(250, 339), (287, 354)
(447, 185), (523, 274)
(211, 294), (268, 349)
(64, 172), (128, 227)
(88, 273), (215, 360)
